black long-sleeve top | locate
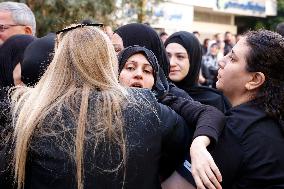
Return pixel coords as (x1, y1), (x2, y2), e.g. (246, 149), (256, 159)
(0, 89), (190, 189)
(178, 102), (284, 189)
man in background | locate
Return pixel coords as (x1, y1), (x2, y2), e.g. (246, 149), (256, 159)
(0, 1), (36, 45)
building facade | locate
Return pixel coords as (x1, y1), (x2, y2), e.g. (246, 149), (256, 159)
(150, 0), (277, 38)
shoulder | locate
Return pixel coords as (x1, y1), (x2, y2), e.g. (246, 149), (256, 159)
(226, 102), (284, 144)
(188, 86), (231, 112)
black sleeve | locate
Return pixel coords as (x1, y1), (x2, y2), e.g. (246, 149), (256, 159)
(161, 94), (225, 145)
(157, 103), (191, 179)
(176, 126), (243, 188)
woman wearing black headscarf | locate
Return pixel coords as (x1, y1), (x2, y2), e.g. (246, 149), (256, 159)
(112, 23), (171, 99)
(0, 34), (36, 120)
(114, 23), (169, 76)
(0, 34), (36, 90)
(118, 45), (167, 98)
(164, 31), (230, 112)
(21, 33), (55, 86)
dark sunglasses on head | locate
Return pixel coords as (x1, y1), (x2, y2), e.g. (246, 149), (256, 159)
(55, 23), (104, 35)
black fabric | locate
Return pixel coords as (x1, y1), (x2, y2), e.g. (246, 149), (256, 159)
(178, 102), (284, 189)
(118, 45), (168, 100)
(21, 33), (55, 86)
(164, 31), (230, 112)
(115, 23), (170, 77)
(164, 31), (202, 88)
(0, 34), (36, 88)
(187, 86), (231, 113)
(160, 91), (225, 145)
(0, 89), (190, 189)
(0, 88), (11, 128)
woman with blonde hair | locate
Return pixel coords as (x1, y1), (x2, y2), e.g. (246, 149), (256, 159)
(0, 24), (191, 189)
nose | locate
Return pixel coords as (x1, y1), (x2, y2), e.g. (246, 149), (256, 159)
(169, 56), (176, 67)
(218, 56), (227, 68)
(134, 68), (143, 79)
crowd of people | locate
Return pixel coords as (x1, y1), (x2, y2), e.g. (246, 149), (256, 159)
(0, 1), (284, 189)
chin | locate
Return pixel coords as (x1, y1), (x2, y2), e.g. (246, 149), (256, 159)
(216, 80), (222, 90)
(169, 75), (182, 82)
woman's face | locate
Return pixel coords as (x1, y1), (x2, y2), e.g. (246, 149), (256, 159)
(216, 38), (253, 105)
(166, 43), (190, 82)
(13, 63), (23, 86)
(119, 53), (154, 89)
(111, 33), (124, 55)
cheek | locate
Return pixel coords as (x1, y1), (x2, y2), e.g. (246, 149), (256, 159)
(119, 70), (131, 86)
(144, 75), (155, 89)
(180, 59), (190, 77)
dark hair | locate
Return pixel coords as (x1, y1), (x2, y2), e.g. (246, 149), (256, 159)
(193, 31), (200, 35)
(244, 30), (284, 128)
(276, 22), (284, 37)
(159, 31), (168, 37)
(225, 31), (231, 35)
(80, 19), (94, 24)
(203, 38), (209, 45)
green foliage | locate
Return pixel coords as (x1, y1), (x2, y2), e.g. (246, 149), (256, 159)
(244, 0), (284, 31)
(0, 0), (116, 37)
(120, 0), (163, 23)
(0, 0), (164, 36)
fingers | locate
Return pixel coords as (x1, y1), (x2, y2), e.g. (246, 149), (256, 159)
(204, 165), (222, 189)
(192, 172), (206, 189)
(193, 168), (221, 189)
(192, 158), (222, 189)
(210, 160), (222, 183)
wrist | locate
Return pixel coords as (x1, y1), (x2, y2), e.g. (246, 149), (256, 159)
(191, 136), (210, 148)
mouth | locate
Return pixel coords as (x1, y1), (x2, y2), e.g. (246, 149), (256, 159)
(130, 82), (143, 88)
(170, 70), (180, 73)
(217, 70), (222, 80)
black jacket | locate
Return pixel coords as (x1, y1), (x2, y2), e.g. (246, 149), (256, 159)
(178, 102), (284, 189)
(212, 102), (284, 189)
(0, 89), (190, 189)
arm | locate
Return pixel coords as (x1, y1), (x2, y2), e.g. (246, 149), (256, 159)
(160, 94), (225, 189)
(161, 93), (225, 145)
(157, 103), (191, 179)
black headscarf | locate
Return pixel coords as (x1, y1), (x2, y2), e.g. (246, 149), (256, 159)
(118, 45), (167, 99)
(0, 34), (36, 88)
(164, 31), (202, 90)
(115, 23), (170, 77)
(21, 33), (55, 86)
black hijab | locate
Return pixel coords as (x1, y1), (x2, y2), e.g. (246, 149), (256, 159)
(115, 23), (170, 77)
(164, 31), (202, 90)
(118, 45), (167, 99)
(21, 33), (55, 86)
(0, 34), (36, 88)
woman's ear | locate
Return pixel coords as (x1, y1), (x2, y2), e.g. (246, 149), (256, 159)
(245, 72), (265, 91)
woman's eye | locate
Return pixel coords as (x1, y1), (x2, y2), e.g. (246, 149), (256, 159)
(177, 55), (185, 60)
(144, 69), (152, 74)
(126, 66), (135, 71)
(229, 55), (235, 62)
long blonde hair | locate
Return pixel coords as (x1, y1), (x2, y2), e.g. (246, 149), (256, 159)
(11, 25), (128, 189)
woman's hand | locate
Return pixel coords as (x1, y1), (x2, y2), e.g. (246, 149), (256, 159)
(190, 136), (222, 189)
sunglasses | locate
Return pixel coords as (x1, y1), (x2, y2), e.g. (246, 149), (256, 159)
(55, 23), (104, 35)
